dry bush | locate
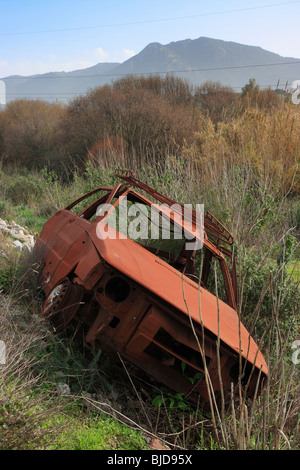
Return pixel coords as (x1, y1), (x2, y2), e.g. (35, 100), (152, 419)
(62, 76), (200, 171)
(0, 99), (65, 170)
(194, 81), (238, 125)
(189, 104), (300, 196)
(240, 79), (283, 112)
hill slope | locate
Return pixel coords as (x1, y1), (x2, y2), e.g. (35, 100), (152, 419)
(3, 36), (300, 102)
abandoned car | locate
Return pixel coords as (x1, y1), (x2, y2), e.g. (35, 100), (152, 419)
(34, 170), (268, 405)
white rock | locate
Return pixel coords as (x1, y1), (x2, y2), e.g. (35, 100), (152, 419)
(0, 218), (35, 254)
(13, 240), (23, 252)
(10, 229), (24, 239)
(22, 242), (32, 253)
(56, 382), (71, 396)
(0, 218), (7, 229)
(24, 234), (35, 247)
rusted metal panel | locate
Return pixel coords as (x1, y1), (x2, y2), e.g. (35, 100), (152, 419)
(34, 170), (268, 406)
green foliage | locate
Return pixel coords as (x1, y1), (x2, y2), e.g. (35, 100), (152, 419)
(196, 427), (225, 450)
(152, 391), (190, 411)
(241, 78), (259, 97)
(83, 160), (119, 192)
(0, 291), (148, 450)
(12, 205), (47, 233)
(40, 166), (59, 185)
(0, 264), (21, 292)
(286, 259), (300, 282)
(33, 330), (113, 396)
(152, 382), (207, 418)
(276, 234), (298, 265)
(0, 376), (63, 450)
(0, 198), (11, 218)
(290, 199), (300, 231)
(237, 246), (300, 342)
(5, 174), (45, 205)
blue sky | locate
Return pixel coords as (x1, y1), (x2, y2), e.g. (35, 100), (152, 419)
(1, 0), (300, 77)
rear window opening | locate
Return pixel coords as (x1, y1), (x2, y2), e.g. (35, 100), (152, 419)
(103, 195), (189, 265)
(67, 184), (236, 308)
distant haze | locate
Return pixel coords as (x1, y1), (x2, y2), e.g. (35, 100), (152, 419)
(0, 80), (6, 106)
(2, 37), (300, 103)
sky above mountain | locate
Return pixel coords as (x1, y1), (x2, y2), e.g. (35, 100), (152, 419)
(1, 0), (300, 78)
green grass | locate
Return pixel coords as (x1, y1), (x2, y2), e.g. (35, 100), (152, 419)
(286, 260), (300, 283)
(12, 205), (48, 233)
(51, 413), (148, 450)
(0, 293), (150, 451)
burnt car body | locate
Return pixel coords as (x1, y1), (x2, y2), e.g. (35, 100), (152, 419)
(34, 170), (268, 404)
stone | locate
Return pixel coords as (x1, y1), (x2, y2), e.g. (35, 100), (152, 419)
(56, 382), (71, 396)
(13, 240), (23, 252)
(0, 218), (35, 255)
(0, 218), (7, 229)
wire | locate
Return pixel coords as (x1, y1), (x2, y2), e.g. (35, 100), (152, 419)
(3, 60), (300, 81)
(4, 83), (290, 99)
(1, 1), (300, 36)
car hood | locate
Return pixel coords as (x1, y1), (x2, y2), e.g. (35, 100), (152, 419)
(89, 223), (268, 376)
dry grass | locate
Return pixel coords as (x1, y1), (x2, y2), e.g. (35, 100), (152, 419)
(0, 295), (66, 450)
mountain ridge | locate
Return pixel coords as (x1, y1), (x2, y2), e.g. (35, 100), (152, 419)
(2, 36), (300, 103)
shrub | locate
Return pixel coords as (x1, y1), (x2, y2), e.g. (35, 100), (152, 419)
(5, 174), (45, 205)
(0, 99), (64, 171)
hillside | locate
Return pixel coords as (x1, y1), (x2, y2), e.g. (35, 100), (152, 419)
(2, 36), (300, 102)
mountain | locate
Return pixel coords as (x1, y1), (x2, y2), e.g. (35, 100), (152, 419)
(2, 37), (300, 103)
(2, 62), (120, 103)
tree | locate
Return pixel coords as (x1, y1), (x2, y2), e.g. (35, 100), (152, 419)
(194, 81), (238, 125)
(241, 79), (281, 110)
(241, 78), (259, 97)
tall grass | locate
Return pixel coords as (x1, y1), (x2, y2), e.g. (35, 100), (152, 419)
(0, 90), (299, 449)
(201, 261), (299, 450)
(0, 295), (65, 450)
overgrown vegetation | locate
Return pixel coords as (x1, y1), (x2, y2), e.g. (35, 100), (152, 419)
(0, 75), (299, 450)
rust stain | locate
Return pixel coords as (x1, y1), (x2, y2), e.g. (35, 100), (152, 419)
(33, 169), (268, 406)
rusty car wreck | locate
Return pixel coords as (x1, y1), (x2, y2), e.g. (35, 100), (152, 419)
(34, 170), (268, 405)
